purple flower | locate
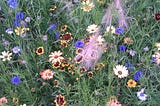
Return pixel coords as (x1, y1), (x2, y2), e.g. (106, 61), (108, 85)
(119, 45), (126, 52)
(42, 35), (48, 41)
(11, 76), (21, 85)
(12, 46), (21, 54)
(49, 23), (57, 31)
(129, 49), (136, 56)
(137, 88), (147, 101)
(143, 46), (149, 51)
(25, 17), (31, 22)
(7, 0), (18, 9)
(75, 41), (84, 48)
(115, 27), (124, 35)
(134, 71), (143, 81)
(6, 28), (13, 35)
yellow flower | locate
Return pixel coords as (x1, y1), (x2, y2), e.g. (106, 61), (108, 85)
(127, 79), (137, 88)
(20, 104), (27, 106)
(81, 1), (94, 12)
(14, 27), (29, 35)
(155, 42), (160, 50)
(36, 46), (44, 55)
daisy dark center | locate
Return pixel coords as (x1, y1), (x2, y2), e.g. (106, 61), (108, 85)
(130, 81), (133, 85)
(38, 48), (42, 53)
(4, 55), (8, 58)
(118, 71), (122, 75)
(54, 55), (59, 59)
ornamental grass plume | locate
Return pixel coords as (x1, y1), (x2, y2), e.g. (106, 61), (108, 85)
(101, 0), (129, 29)
(75, 28), (107, 70)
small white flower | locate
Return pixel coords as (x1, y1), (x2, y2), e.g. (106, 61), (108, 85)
(113, 65), (129, 78)
(137, 88), (148, 101)
(97, 35), (105, 45)
(49, 51), (64, 63)
(0, 51), (12, 61)
(106, 26), (115, 34)
(5, 28), (13, 35)
(86, 24), (99, 33)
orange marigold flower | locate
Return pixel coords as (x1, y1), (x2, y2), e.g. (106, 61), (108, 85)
(54, 80), (59, 87)
(60, 40), (69, 47)
(61, 32), (72, 41)
(124, 37), (133, 44)
(80, 66), (87, 73)
(87, 72), (93, 78)
(76, 48), (83, 54)
(36, 46), (44, 55)
(127, 79), (137, 88)
(53, 61), (61, 68)
(40, 69), (54, 80)
(74, 54), (84, 63)
(55, 94), (66, 106)
(61, 25), (67, 32)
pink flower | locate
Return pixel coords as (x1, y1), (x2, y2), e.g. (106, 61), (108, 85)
(0, 97), (8, 106)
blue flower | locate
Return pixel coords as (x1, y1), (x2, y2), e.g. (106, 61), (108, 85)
(134, 71), (143, 81)
(14, 20), (20, 27)
(75, 41), (84, 48)
(7, 0), (18, 9)
(125, 62), (133, 70)
(151, 57), (156, 63)
(49, 23), (57, 31)
(115, 27), (124, 35)
(55, 31), (60, 40)
(119, 45), (126, 52)
(11, 76), (21, 85)
(12, 46), (21, 54)
(15, 12), (25, 21)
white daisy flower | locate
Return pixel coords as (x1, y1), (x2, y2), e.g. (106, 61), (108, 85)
(137, 88), (148, 101)
(86, 24), (99, 33)
(106, 26), (115, 34)
(0, 51), (12, 61)
(113, 65), (129, 78)
(97, 35), (105, 45)
(49, 51), (64, 63)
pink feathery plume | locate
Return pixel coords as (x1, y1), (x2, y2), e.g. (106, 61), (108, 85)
(101, 5), (113, 28)
(75, 28), (107, 70)
(114, 0), (128, 29)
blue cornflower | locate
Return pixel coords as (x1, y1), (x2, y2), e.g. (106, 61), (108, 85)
(49, 23), (57, 31)
(115, 27), (124, 35)
(7, 0), (18, 9)
(11, 76), (21, 85)
(75, 40), (84, 48)
(151, 57), (156, 63)
(125, 62), (133, 70)
(119, 45), (126, 52)
(55, 31), (60, 40)
(14, 20), (20, 27)
(134, 71), (143, 81)
(12, 46), (21, 54)
(15, 12), (25, 21)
